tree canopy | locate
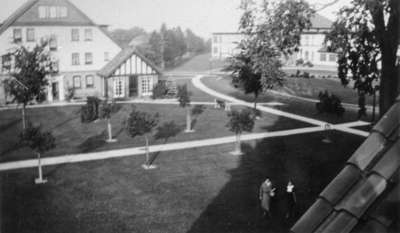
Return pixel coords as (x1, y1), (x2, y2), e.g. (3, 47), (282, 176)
(326, 0), (399, 116)
(176, 84), (191, 108)
(125, 108), (159, 138)
(226, 108), (255, 135)
(20, 123), (55, 154)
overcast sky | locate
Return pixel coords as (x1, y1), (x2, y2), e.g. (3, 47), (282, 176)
(0, 0), (350, 38)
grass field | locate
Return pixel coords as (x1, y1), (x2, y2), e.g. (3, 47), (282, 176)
(202, 76), (373, 124)
(1, 129), (364, 233)
(0, 103), (310, 162)
(168, 53), (228, 72)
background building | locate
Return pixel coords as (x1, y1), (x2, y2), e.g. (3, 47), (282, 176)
(211, 14), (338, 70)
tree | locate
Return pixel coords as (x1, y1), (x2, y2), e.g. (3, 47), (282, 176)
(20, 123), (55, 184)
(4, 42), (57, 130)
(226, 0), (313, 108)
(125, 107), (159, 169)
(99, 100), (120, 143)
(326, 0), (400, 116)
(190, 104), (206, 130)
(226, 108), (255, 155)
(176, 84), (193, 133)
(110, 26), (147, 48)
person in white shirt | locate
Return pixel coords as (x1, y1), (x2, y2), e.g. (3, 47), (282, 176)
(285, 180), (297, 219)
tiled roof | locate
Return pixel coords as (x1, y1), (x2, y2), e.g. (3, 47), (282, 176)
(291, 98), (400, 233)
(0, 0), (38, 35)
(97, 46), (162, 78)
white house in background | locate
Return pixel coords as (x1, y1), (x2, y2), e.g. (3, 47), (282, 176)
(211, 14), (338, 69)
(0, 0), (162, 105)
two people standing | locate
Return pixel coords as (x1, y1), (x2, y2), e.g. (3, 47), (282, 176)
(259, 179), (297, 220)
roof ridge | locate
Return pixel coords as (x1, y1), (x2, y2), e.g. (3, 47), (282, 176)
(0, 0), (38, 35)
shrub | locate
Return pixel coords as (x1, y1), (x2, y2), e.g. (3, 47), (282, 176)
(152, 82), (168, 99)
(81, 96), (101, 123)
(295, 58), (304, 66)
(304, 61), (314, 67)
(303, 72), (310, 79)
(295, 70), (301, 78)
(65, 87), (75, 102)
(316, 91), (345, 117)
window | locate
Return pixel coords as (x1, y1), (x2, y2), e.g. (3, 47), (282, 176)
(320, 53), (327, 62)
(26, 28), (35, 42)
(141, 76), (152, 95)
(58, 6), (68, 17)
(329, 54), (337, 62)
(86, 75), (94, 88)
(38, 6), (47, 18)
(84, 29), (93, 41)
(305, 51), (309, 60)
(72, 53), (80, 65)
(1, 54), (12, 73)
(304, 35), (309, 46)
(13, 29), (22, 43)
(49, 35), (57, 51)
(73, 76), (81, 88)
(213, 36), (218, 43)
(104, 52), (110, 62)
(49, 6), (57, 18)
(85, 52), (93, 65)
(213, 47), (218, 54)
(71, 29), (79, 41)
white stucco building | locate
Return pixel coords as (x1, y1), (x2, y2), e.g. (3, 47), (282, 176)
(211, 14), (338, 70)
(0, 0), (162, 105)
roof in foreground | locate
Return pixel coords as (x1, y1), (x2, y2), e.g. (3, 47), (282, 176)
(291, 98), (400, 233)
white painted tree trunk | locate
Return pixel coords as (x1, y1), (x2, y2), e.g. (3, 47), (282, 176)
(145, 135), (150, 165)
(235, 133), (241, 154)
(185, 107), (193, 132)
(107, 118), (112, 140)
(35, 152), (47, 184)
(21, 106), (26, 130)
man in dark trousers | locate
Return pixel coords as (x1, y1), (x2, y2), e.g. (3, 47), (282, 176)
(285, 180), (297, 219)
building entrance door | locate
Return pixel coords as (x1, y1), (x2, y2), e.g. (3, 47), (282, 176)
(52, 82), (59, 100)
(129, 75), (138, 97)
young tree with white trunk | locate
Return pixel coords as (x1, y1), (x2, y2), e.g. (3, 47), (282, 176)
(226, 108), (255, 155)
(176, 84), (193, 133)
(100, 100), (119, 143)
(125, 107), (159, 169)
(20, 123), (55, 184)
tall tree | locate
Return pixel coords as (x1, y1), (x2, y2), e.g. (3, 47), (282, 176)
(326, 0), (400, 116)
(4, 42), (57, 130)
(226, 0), (313, 107)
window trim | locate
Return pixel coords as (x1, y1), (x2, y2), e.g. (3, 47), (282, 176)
(73, 75), (81, 89)
(320, 53), (327, 62)
(85, 52), (93, 65)
(85, 75), (94, 88)
(71, 28), (79, 42)
(26, 28), (35, 42)
(72, 53), (80, 66)
(84, 29), (93, 41)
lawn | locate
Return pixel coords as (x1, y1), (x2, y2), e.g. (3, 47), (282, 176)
(202, 76), (373, 124)
(169, 76), (216, 102)
(167, 53), (229, 72)
(0, 103), (310, 162)
(0, 130), (365, 233)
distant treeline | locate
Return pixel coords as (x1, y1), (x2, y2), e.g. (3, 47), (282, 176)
(110, 24), (211, 68)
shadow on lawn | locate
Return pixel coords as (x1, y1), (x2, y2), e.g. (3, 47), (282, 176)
(0, 118), (21, 132)
(186, 119), (364, 233)
(78, 131), (107, 153)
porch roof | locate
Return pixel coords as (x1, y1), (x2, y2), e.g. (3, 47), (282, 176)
(98, 46), (162, 78)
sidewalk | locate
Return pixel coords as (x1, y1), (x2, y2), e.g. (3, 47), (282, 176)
(192, 75), (370, 137)
(0, 121), (369, 172)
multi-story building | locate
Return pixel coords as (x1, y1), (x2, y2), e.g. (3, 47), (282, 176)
(211, 14), (338, 70)
(0, 0), (162, 105)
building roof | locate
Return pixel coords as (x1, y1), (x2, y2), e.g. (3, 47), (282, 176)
(0, 0), (120, 48)
(97, 46), (162, 78)
(291, 99), (400, 233)
(310, 14), (333, 29)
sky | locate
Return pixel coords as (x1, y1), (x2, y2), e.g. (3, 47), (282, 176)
(0, 0), (350, 39)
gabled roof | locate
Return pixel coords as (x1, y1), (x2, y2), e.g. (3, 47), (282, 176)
(310, 14), (333, 29)
(291, 98), (400, 233)
(98, 46), (162, 78)
(0, 0), (120, 48)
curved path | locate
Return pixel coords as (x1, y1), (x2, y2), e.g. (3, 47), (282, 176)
(192, 75), (369, 137)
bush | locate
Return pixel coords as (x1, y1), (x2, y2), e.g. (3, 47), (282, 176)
(152, 82), (168, 99)
(295, 70), (301, 78)
(316, 91), (345, 117)
(303, 72), (310, 79)
(65, 87), (75, 102)
(295, 58), (304, 66)
(81, 96), (101, 123)
(304, 61), (314, 67)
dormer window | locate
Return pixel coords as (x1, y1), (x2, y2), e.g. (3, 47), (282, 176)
(13, 28), (22, 43)
(38, 5), (68, 19)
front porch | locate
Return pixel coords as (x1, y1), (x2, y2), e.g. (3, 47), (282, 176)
(98, 47), (163, 100)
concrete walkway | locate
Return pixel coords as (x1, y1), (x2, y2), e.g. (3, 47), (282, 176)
(0, 121), (369, 172)
(192, 75), (370, 137)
